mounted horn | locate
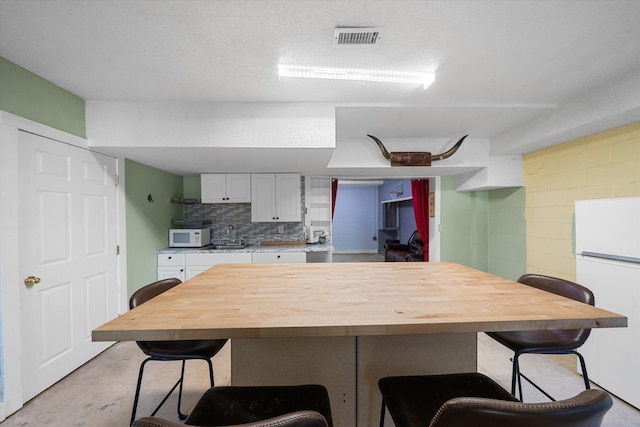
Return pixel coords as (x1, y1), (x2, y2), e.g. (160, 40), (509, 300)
(367, 134), (468, 166)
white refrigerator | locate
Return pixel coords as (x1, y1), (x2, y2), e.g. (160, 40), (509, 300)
(575, 197), (640, 409)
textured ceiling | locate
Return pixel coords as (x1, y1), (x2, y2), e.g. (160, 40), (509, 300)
(1, 1), (639, 175)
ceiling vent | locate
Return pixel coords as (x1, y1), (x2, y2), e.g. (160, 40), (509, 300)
(333, 27), (382, 48)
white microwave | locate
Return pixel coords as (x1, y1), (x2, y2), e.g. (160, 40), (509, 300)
(169, 228), (211, 248)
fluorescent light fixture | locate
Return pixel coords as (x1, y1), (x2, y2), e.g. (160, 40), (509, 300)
(278, 64), (435, 89)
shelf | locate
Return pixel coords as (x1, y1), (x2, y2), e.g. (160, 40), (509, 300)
(381, 196), (412, 204)
(171, 219), (212, 228)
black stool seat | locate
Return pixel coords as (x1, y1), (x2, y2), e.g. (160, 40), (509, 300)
(379, 373), (518, 427)
(136, 339), (227, 359)
(487, 328), (584, 352)
(185, 384), (334, 427)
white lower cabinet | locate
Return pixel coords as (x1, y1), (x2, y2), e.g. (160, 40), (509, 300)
(251, 252), (306, 264)
(157, 254), (186, 281)
(185, 253), (252, 279)
(158, 251), (308, 280)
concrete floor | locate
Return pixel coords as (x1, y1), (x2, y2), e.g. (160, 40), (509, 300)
(3, 335), (638, 426)
(3, 254), (638, 426)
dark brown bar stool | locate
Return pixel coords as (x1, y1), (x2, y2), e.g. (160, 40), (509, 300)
(129, 278), (229, 425)
(486, 273), (594, 400)
(132, 410), (328, 427)
(378, 372), (612, 427)
(132, 384), (333, 427)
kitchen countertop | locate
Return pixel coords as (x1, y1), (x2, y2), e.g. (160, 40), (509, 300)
(158, 242), (333, 254)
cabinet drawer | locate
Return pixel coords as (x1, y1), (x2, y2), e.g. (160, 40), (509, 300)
(157, 253), (186, 266)
(186, 253), (251, 266)
(251, 252), (306, 264)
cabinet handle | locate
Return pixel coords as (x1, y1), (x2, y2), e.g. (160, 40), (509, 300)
(168, 256), (172, 260)
(277, 255), (281, 259)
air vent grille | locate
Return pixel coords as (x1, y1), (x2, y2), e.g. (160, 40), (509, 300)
(333, 27), (382, 48)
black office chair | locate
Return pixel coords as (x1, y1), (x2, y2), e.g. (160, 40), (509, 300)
(133, 384), (333, 427)
(378, 372), (612, 427)
(130, 278), (228, 425)
(486, 273), (595, 400)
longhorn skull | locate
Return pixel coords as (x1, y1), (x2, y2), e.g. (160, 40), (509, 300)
(367, 134), (468, 166)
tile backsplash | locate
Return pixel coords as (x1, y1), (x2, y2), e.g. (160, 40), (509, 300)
(183, 203), (304, 243)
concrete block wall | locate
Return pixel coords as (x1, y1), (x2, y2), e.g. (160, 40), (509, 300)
(523, 122), (640, 281)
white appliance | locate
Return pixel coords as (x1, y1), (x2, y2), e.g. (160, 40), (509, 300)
(169, 228), (211, 248)
(576, 197), (640, 409)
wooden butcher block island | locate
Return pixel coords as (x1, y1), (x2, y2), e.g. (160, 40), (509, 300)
(93, 262), (626, 426)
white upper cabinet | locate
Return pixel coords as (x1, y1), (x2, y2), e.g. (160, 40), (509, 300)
(201, 174), (251, 203)
(251, 174), (301, 222)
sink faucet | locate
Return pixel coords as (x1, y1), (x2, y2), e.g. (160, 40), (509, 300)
(226, 224), (236, 242)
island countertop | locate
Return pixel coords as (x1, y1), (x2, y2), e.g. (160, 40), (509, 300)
(94, 262), (626, 342)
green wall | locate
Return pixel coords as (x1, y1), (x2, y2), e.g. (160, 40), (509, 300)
(440, 177), (526, 279)
(440, 177), (489, 271)
(183, 175), (201, 198)
(0, 56), (86, 137)
(125, 159), (183, 297)
(488, 187), (526, 280)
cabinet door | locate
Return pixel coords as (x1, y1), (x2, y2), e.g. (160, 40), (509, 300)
(226, 174), (251, 203)
(275, 174), (301, 222)
(201, 174), (228, 203)
(251, 174), (277, 222)
(157, 266), (185, 281)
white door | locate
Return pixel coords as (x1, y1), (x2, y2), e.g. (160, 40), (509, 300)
(18, 131), (118, 402)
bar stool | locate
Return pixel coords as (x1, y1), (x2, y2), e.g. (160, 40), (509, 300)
(486, 274), (594, 400)
(132, 410), (327, 427)
(132, 384), (333, 427)
(378, 372), (612, 427)
(129, 278), (229, 424)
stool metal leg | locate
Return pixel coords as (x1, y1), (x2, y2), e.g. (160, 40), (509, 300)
(177, 360), (187, 420)
(131, 357), (153, 426)
(576, 351), (591, 390)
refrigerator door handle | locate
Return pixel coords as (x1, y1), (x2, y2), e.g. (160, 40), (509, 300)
(580, 251), (640, 264)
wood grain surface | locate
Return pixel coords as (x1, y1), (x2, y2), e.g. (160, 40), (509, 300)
(93, 262), (627, 342)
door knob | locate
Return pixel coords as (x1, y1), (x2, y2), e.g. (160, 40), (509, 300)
(24, 276), (41, 286)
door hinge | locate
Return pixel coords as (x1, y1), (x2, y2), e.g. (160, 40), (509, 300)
(114, 175), (120, 185)
(116, 245), (120, 255)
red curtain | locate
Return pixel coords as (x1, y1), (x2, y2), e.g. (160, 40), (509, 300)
(331, 179), (338, 219)
(411, 178), (430, 261)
